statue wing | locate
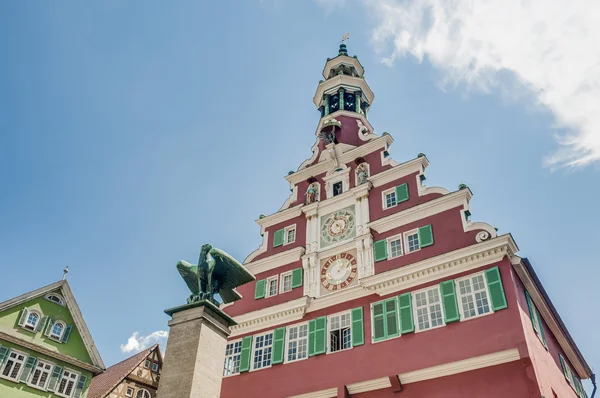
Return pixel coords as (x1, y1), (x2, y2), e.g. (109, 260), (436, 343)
(209, 248), (255, 304)
(176, 260), (200, 294)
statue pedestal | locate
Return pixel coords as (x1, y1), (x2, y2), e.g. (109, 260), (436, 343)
(156, 300), (236, 398)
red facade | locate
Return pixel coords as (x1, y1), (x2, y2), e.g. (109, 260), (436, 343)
(219, 46), (592, 398)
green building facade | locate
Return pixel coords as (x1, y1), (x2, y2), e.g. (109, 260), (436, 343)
(0, 280), (105, 397)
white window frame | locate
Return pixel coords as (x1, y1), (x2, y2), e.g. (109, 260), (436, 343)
(144, 359), (151, 369)
(136, 389), (151, 398)
(23, 310), (41, 332)
(283, 224), (296, 245)
(455, 272), (494, 321)
(0, 349), (28, 382)
(44, 293), (65, 306)
(279, 271), (293, 294)
(223, 339), (242, 377)
(386, 234), (403, 259)
(55, 368), (79, 398)
(49, 320), (66, 341)
(323, 166), (350, 199)
(412, 286), (445, 333)
(27, 359), (54, 390)
(250, 331), (274, 371)
(284, 322), (309, 364)
(126, 387), (134, 397)
(151, 362), (159, 372)
(327, 310), (353, 354)
(404, 229), (421, 254)
(382, 187), (398, 210)
(265, 275), (278, 298)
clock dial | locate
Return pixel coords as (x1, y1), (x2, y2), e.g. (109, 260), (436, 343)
(320, 252), (358, 292)
(320, 206), (356, 248)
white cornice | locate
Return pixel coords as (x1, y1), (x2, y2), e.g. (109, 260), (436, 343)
(362, 235), (518, 296)
(511, 258), (591, 378)
(287, 135), (393, 185)
(229, 297), (310, 337)
(369, 189), (472, 234)
(288, 387), (338, 398)
(256, 205), (303, 229)
(369, 157), (429, 188)
(313, 75), (374, 107)
(346, 377), (391, 394)
(244, 231), (269, 264)
(322, 56), (365, 78)
(245, 247), (306, 275)
(306, 285), (366, 314)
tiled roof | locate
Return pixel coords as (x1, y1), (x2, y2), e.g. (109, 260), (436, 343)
(88, 345), (158, 398)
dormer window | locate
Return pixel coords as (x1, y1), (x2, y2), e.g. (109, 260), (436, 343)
(24, 311), (40, 331)
(50, 321), (65, 341)
(45, 294), (65, 306)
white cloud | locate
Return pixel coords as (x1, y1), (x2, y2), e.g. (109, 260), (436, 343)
(318, 0), (600, 169)
(120, 331), (168, 354)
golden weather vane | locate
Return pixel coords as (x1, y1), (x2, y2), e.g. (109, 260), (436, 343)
(339, 33), (350, 44)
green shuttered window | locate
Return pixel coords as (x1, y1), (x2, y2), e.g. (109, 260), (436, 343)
(418, 224), (434, 248)
(291, 268), (303, 288)
(372, 299), (399, 341)
(308, 317), (327, 356)
(525, 290), (547, 348)
(19, 356), (37, 382)
(273, 229), (285, 247)
(0, 346), (10, 366)
(484, 267), (507, 311)
(396, 183), (409, 203)
(62, 325), (73, 343)
(47, 365), (63, 391)
(398, 293), (415, 333)
(374, 239), (387, 262)
(239, 336), (253, 372)
(73, 375), (88, 398)
(272, 327), (286, 365)
(351, 307), (364, 346)
(440, 280), (460, 323)
(254, 279), (266, 299)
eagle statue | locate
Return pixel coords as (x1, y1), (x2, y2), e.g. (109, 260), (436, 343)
(176, 244), (255, 306)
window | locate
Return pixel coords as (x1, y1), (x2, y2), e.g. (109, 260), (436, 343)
(329, 312), (352, 353)
(284, 225), (296, 245)
(136, 389), (151, 398)
(372, 298), (399, 342)
(24, 311), (40, 331)
(383, 189), (397, 209)
(151, 362), (159, 372)
(265, 276), (278, 298)
(45, 294), (65, 306)
(413, 287), (444, 331)
(50, 321), (65, 340)
(332, 181), (343, 196)
(457, 273), (492, 319)
(252, 332), (273, 370)
(405, 230), (420, 253)
(144, 359), (151, 369)
(28, 360), (53, 390)
(56, 368), (78, 397)
(280, 272), (293, 293)
(223, 340), (242, 376)
(1, 351), (27, 381)
(126, 387), (134, 397)
(286, 324), (308, 362)
(387, 235), (403, 259)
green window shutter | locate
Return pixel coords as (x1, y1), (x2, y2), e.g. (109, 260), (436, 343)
(62, 325), (73, 343)
(418, 225), (434, 248)
(273, 229), (285, 247)
(291, 268), (303, 288)
(559, 354), (569, 381)
(398, 293), (414, 334)
(374, 239), (387, 262)
(485, 266), (508, 311)
(73, 374), (87, 398)
(371, 302), (386, 341)
(35, 316), (48, 333)
(44, 318), (55, 337)
(440, 280), (460, 323)
(272, 327), (286, 365)
(385, 298), (400, 337)
(19, 356), (37, 382)
(0, 347), (10, 366)
(525, 291), (538, 332)
(314, 316), (327, 355)
(47, 365), (64, 391)
(351, 307), (364, 346)
(308, 319), (317, 356)
(17, 307), (29, 327)
(395, 183), (409, 203)
(254, 279), (266, 299)
(536, 309), (548, 348)
(239, 336), (253, 372)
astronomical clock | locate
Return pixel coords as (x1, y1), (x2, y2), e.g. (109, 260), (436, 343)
(319, 205), (356, 249)
(319, 250), (358, 295)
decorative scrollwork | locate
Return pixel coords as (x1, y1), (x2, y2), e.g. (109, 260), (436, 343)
(476, 231), (491, 243)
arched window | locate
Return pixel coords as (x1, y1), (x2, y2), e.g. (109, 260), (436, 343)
(136, 389), (151, 398)
(45, 293), (65, 306)
(24, 311), (40, 331)
(50, 321), (65, 340)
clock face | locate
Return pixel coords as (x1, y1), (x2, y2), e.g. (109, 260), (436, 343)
(320, 206), (356, 248)
(320, 252), (358, 292)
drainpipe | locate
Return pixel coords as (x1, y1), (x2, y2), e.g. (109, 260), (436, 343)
(590, 373), (597, 398)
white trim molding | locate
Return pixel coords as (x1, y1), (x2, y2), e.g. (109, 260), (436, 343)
(256, 206), (303, 230)
(287, 387), (338, 398)
(229, 297), (310, 337)
(346, 377), (391, 395)
(244, 231), (269, 264)
(245, 246), (306, 275)
(369, 157), (429, 189)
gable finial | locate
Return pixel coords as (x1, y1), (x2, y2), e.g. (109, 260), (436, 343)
(339, 33), (350, 44)
(62, 266), (69, 280)
(338, 33), (350, 56)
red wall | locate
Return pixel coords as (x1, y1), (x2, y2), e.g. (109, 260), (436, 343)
(253, 214), (306, 262)
(220, 260), (530, 398)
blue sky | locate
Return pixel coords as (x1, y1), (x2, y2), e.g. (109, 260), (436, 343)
(1, 0), (598, 380)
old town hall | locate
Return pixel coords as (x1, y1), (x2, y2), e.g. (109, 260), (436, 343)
(216, 43), (593, 398)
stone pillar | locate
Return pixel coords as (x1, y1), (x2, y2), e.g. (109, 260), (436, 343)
(156, 301), (236, 398)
